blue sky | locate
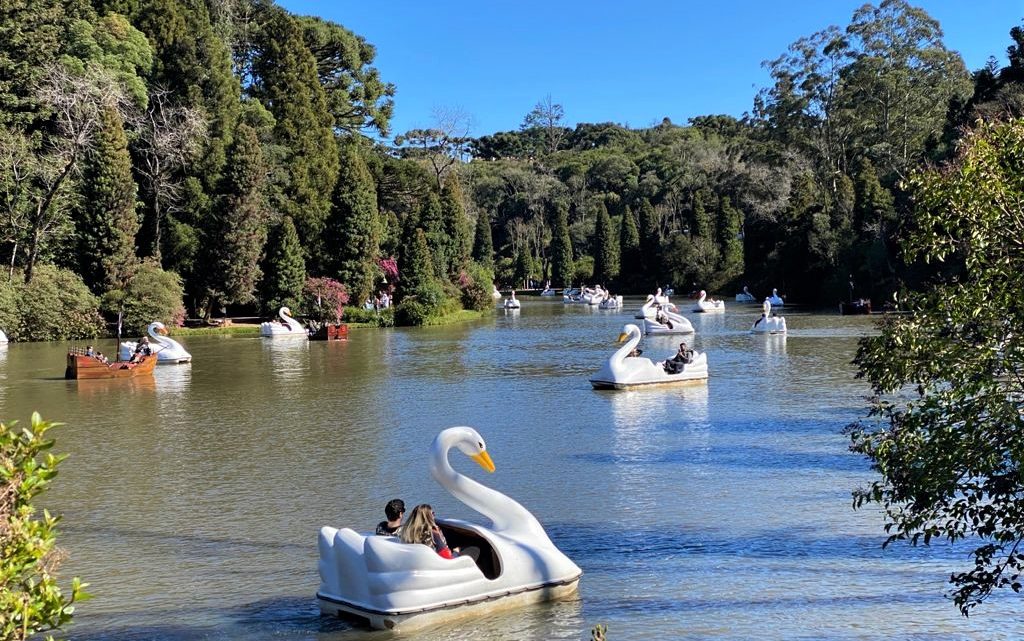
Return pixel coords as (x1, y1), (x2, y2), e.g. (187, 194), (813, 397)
(277, 1), (1024, 138)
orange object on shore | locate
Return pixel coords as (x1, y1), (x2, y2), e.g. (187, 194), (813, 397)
(64, 349), (157, 379)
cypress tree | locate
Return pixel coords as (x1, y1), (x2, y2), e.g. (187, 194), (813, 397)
(592, 201), (619, 285)
(440, 173), (471, 276)
(261, 216), (306, 313)
(514, 247), (532, 289)
(619, 205), (640, 289)
(399, 228), (434, 298)
(78, 103), (139, 295)
(253, 9), (339, 256)
(207, 123), (268, 309)
(325, 141), (380, 304)
(717, 195), (743, 280)
(550, 202), (573, 287)
(637, 198), (661, 281)
(417, 192), (446, 279)
(472, 211), (494, 271)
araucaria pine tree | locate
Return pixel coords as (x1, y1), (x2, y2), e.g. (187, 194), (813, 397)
(207, 123), (268, 311)
(325, 141), (381, 304)
(261, 216), (306, 312)
(78, 103), (139, 296)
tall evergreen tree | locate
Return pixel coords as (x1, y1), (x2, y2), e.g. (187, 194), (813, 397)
(619, 205), (640, 289)
(78, 103), (138, 295)
(513, 247), (532, 289)
(399, 228), (434, 298)
(440, 173), (472, 276)
(472, 211), (494, 271)
(417, 192), (446, 279)
(592, 201), (618, 284)
(550, 202), (573, 287)
(206, 123), (268, 312)
(716, 195), (743, 282)
(637, 198), (661, 281)
(253, 8), (339, 256)
(260, 216), (305, 313)
(324, 141), (380, 304)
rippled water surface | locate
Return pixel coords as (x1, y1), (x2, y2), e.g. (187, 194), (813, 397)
(1, 298), (1020, 640)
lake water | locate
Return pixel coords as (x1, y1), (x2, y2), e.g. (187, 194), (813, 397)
(0, 298), (1020, 640)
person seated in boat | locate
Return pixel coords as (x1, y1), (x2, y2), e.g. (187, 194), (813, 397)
(628, 347), (643, 357)
(400, 504), (458, 559)
(664, 341), (693, 374)
(375, 498), (405, 536)
(95, 351), (109, 364)
(754, 312), (766, 327)
(85, 345), (94, 357)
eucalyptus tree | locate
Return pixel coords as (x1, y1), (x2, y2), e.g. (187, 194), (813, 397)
(850, 119), (1024, 615)
(618, 205), (640, 290)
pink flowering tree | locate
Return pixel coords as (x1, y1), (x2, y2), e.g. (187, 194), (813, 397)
(378, 257), (398, 294)
(302, 277), (349, 325)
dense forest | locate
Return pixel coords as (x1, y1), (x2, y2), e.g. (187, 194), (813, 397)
(0, 0), (1021, 339)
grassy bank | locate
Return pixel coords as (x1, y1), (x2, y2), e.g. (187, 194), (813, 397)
(162, 309), (486, 336)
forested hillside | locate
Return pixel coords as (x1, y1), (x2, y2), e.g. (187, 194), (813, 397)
(0, 0), (1018, 340)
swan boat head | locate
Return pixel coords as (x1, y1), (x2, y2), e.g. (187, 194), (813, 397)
(590, 324), (707, 389)
(317, 427), (581, 630)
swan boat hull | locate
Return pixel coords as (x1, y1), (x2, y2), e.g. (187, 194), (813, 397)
(317, 521), (580, 631)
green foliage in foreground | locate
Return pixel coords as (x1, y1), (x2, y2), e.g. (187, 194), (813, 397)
(0, 413), (88, 641)
(850, 119), (1024, 615)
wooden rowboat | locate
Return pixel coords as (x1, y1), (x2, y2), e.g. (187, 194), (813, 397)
(65, 349), (157, 380)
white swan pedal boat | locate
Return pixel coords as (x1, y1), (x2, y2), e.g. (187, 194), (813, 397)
(317, 427), (582, 631)
(642, 305), (695, 335)
(598, 294), (623, 309)
(590, 323), (708, 389)
(260, 306), (308, 338)
(119, 321), (192, 364)
(0, 329), (7, 343)
(735, 286), (756, 302)
(767, 288), (785, 306)
(751, 300), (787, 334)
(692, 290), (725, 313)
(503, 292), (521, 309)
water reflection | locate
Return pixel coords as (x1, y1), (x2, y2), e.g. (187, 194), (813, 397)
(262, 338), (310, 383)
(73, 375), (157, 398)
(756, 333), (788, 355)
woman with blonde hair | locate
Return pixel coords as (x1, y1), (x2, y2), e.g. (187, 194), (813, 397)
(399, 504), (455, 558)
